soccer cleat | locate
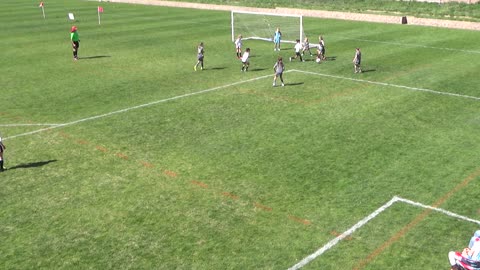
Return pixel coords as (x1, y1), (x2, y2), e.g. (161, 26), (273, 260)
(194, 65), (197, 71)
(289, 57), (292, 62)
(273, 83), (276, 87)
(281, 83), (285, 87)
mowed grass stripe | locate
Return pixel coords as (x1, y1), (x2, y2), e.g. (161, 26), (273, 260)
(2, 1), (480, 269)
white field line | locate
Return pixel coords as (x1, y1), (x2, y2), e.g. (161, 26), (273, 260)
(291, 69), (480, 101)
(0, 123), (61, 127)
(341, 37), (480, 54)
(3, 73), (280, 141)
(395, 197), (480, 226)
(287, 197), (399, 270)
(288, 195), (480, 270)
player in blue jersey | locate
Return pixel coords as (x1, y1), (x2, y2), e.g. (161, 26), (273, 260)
(273, 27), (282, 51)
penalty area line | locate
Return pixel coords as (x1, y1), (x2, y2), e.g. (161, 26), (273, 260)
(287, 196), (480, 270)
(3, 73), (278, 141)
(291, 69), (480, 102)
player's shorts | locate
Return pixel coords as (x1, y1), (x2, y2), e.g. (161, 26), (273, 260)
(295, 52), (301, 57)
(72, 41), (80, 49)
(197, 53), (204, 61)
(275, 71), (283, 76)
(454, 252), (480, 270)
(242, 61), (249, 65)
(274, 38), (280, 44)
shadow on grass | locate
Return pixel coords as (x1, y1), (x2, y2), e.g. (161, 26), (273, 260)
(249, 68), (266, 72)
(361, 69), (376, 73)
(8, 160), (57, 170)
(284, 82), (304, 86)
(208, 67), (226, 70)
(325, 56), (337, 61)
(79, 55), (111, 60)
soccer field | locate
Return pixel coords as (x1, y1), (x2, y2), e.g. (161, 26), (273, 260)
(2, 1), (480, 269)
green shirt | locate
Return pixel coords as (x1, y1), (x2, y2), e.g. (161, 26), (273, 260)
(70, 31), (79, 42)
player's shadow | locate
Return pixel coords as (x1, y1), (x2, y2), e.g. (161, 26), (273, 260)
(284, 82), (304, 86)
(325, 56), (337, 61)
(209, 67), (226, 70)
(249, 68), (266, 72)
(361, 68), (376, 73)
(79, 55), (111, 60)
(8, 160), (57, 170)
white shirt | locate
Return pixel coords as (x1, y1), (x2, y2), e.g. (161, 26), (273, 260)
(294, 43), (302, 53)
(241, 52), (249, 62)
(235, 38), (242, 49)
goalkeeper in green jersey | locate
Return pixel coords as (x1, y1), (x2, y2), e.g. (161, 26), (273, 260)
(70, 26), (80, 61)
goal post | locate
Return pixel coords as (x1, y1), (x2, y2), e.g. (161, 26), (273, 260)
(231, 10), (304, 44)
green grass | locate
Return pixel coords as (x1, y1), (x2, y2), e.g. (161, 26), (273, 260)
(175, 0), (480, 22)
(2, 1), (480, 269)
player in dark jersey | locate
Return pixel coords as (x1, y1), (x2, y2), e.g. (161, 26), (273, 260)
(353, 48), (362, 73)
(0, 136), (6, 172)
(194, 42), (204, 71)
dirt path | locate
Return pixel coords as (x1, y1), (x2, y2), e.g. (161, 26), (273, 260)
(107, 0), (480, 31)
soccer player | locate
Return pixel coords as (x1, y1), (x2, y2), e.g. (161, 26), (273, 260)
(353, 48), (362, 73)
(448, 231), (480, 270)
(273, 57), (285, 87)
(70, 26), (80, 61)
(0, 136), (6, 172)
(241, 48), (250, 72)
(302, 37), (313, 56)
(273, 27), (282, 51)
(234, 34), (242, 59)
(289, 39), (304, 62)
(194, 42), (204, 71)
(319, 35), (326, 60)
(318, 41), (325, 61)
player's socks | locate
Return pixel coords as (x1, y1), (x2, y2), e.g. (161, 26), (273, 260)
(0, 160), (4, 171)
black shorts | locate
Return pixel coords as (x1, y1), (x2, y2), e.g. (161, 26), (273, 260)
(296, 52), (301, 57)
(73, 41), (80, 49)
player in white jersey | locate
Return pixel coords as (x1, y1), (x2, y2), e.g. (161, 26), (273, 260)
(241, 48), (250, 72)
(289, 39), (304, 62)
(272, 57), (285, 87)
(234, 34), (242, 59)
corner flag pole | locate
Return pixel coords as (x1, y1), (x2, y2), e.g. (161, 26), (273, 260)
(97, 6), (103, 25)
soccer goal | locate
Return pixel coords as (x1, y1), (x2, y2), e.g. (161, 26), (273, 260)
(231, 10), (304, 44)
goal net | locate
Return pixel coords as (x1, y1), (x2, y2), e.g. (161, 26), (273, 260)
(231, 10), (304, 44)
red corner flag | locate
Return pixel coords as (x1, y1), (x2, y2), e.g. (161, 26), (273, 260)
(98, 6), (104, 13)
(39, 2), (44, 7)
